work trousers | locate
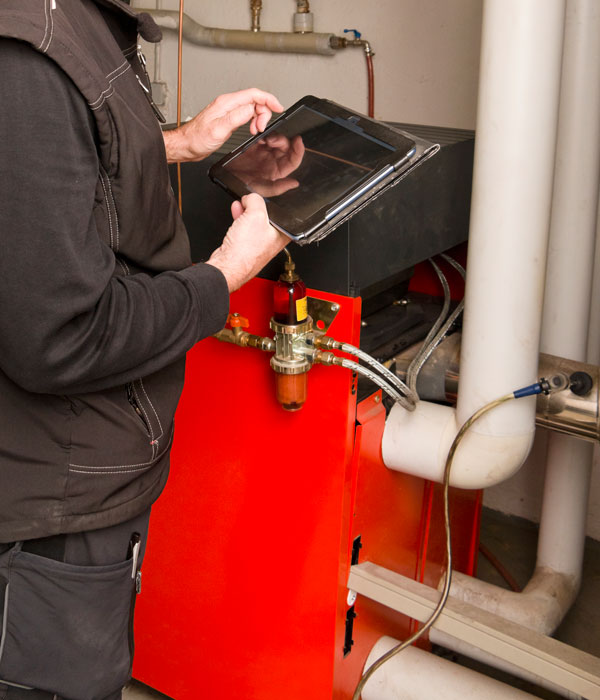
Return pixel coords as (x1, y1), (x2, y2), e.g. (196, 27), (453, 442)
(0, 508), (151, 700)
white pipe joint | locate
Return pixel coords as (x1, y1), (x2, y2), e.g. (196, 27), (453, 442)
(447, 567), (578, 636)
(382, 0), (566, 488)
(361, 636), (540, 700)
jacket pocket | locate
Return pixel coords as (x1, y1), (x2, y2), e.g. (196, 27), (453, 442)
(0, 543), (136, 700)
(126, 378), (165, 457)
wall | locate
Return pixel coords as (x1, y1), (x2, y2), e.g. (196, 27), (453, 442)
(483, 436), (600, 541)
(132, 0), (483, 128)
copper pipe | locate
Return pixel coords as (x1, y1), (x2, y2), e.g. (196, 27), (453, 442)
(176, 0), (184, 213)
(366, 52), (375, 117)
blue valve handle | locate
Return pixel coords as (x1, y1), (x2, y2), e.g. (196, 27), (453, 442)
(343, 29), (362, 40)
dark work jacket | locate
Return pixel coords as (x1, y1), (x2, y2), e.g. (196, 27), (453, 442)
(0, 0), (229, 540)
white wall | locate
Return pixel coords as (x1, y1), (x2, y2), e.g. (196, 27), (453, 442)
(483, 434), (600, 541)
(133, 0), (483, 128)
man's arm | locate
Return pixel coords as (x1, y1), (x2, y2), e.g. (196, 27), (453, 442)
(0, 41), (285, 395)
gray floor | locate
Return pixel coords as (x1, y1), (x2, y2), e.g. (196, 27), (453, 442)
(125, 508), (600, 699)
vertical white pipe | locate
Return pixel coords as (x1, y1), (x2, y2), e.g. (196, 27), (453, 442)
(382, 0), (566, 488)
(446, 0), (600, 634)
(586, 198), (600, 363)
(456, 0), (565, 433)
(361, 637), (540, 700)
(537, 0), (600, 581)
(541, 0), (600, 358)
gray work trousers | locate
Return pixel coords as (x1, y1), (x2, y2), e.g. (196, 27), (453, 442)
(0, 508), (151, 700)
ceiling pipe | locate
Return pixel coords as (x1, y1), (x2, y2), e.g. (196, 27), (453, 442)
(382, 0), (566, 489)
(361, 637), (539, 700)
(136, 8), (337, 55)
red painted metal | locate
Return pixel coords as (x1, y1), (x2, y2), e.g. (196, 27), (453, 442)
(133, 276), (480, 699)
(134, 278), (361, 699)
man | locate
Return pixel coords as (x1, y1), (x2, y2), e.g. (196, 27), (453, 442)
(0, 0), (291, 698)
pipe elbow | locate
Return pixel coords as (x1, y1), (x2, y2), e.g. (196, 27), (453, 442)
(382, 401), (534, 489)
(448, 568), (580, 636)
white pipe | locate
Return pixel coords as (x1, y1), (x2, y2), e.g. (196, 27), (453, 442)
(536, 0), (600, 597)
(137, 9), (336, 55)
(361, 636), (539, 700)
(429, 630), (582, 700)
(382, 0), (566, 489)
(436, 0), (600, 654)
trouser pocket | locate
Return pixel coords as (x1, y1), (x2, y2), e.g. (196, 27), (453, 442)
(0, 543), (136, 700)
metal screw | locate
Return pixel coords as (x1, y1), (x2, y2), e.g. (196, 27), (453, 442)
(331, 303), (340, 312)
(361, 321), (368, 327)
(374, 395), (380, 403)
(393, 298), (409, 306)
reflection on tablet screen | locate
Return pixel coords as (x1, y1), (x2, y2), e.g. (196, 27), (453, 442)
(223, 106), (396, 220)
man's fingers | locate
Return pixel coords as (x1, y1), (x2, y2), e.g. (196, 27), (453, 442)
(231, 199), (244, 220)
(240, 192), (267, 213)
(216, 89), (283, 113)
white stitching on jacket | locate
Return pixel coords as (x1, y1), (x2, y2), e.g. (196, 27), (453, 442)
(105, 176), (120, 251)
(139, 378), (164, 440)
(132, 381), (155, 442)
(41, 0), (55, 54)
(98, 174), (114, 250)
(116, 258), (130, 276)
(68, 433), (172, 471)
(38, 0), (50, 51)
(88, 63), (131, 110)
(105, 58), (128, 81)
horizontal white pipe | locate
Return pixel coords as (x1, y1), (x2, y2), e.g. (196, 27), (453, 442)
(361, 636), (539, 700)
(382, 0), (565, 488)
(137, 9), (337, 55)
(429, 630), (583, 700)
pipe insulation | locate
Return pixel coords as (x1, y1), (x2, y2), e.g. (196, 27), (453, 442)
(361, 637), (539, 700)
(430, 6), (600, 693)
(382, 0), (566, 489)
(536, 0), (600, 588)
(137, 9), (337, 55)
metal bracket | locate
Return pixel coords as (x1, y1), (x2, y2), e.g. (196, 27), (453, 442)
(307, 297), (340, 335)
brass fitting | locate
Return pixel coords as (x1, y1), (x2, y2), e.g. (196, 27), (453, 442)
(269, 317), (313, 375)
(250, 0), (262, 32)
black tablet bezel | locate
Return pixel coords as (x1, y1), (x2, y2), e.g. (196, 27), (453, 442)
(209, 95), (417, 241)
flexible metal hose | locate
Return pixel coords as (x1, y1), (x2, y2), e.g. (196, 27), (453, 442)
(406, 258), (452, 394)
(337, 342), (417, 410)
(339, 359), (414, 410)
(406, 256), (466, 398)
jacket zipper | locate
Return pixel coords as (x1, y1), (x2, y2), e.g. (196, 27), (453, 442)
(126, 382), (151, 435)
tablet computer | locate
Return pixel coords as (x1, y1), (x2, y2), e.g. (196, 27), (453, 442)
(209, 95), (439, 245)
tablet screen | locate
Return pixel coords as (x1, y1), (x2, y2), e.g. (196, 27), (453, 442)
(222, 106), (396, 221)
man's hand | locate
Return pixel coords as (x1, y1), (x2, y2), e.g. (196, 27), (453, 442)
(226, 133), (305, 197)
(206, 193), (288, 292)
(163, 89), (284, 164)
